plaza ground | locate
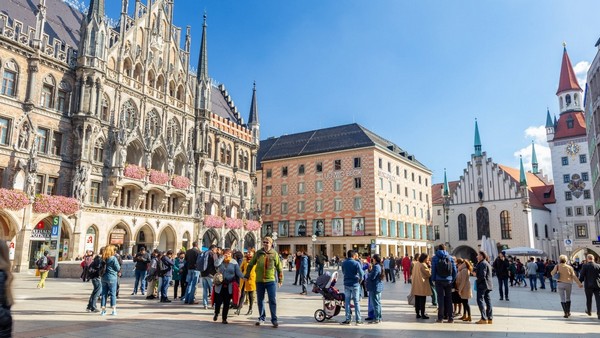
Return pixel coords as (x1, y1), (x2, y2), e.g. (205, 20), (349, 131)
(12, 268), (599, 337)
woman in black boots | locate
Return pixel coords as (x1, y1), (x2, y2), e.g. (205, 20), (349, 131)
(550, 255), (583, 318)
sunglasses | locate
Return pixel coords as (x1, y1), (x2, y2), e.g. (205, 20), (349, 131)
(262, 241), (270, 244)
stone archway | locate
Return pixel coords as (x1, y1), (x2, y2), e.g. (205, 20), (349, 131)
(453, 245), (478, 263)
(29, 215), (73, 268)
(135, 224), (155, 253)
(244, 232), (256, 251)
(224, 230), (238, 250)
(108, 222), (131, 255)
(202, 229), (219, 250)
(0, 211), (18, 242)
(572, 247), (600, 262)
(158, 226), (177, 252)
(182, 231), (191, 251)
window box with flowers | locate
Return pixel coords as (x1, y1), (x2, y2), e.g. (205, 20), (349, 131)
(0, 188), (30, 210)
(124, 164), (147, 180)
(225, 217), (243, 230)
(149, 169), (170, 185)
(33, 194), (80, 215)
(204, 215), (224, 229)
(172, 175), (191, 189)
(245, 220), (261, 231)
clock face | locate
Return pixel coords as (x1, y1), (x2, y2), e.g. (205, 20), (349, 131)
(566, 142), (580, 156)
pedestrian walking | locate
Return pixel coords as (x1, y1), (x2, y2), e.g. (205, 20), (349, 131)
(431, 244), (458, 323)
(551, 255), (583, 318)
(536, 258), (546, 290)
(36, 250), (54, 289)
(473, 251), (493, 324)
(183, 241), (201, 305)
(526, 257), (538, 291)
(244, 236), (283, 328)
(402, 255), (411, 283)
(173, 251), (186, 300)
(86, 248), (103, 313)
(411, 253), (432, 320)
(159, 250), (174, 303)
(340, 250), (364, 325)
(200, 246), (223, 309)
(212, 249), (244, 324)
(0, 241), (14, 337)
(579, 254), (600, 319)
(546, 260), (557, 292)
(299, 252), (309, 295)
(492, 252), (509, 301)
(388, 254), (396, 283)
(515, 259), (527, 287)
(100, 245), (121, 316)
(240, 249), (257, 315)
(132, 247), (150, 295)
(456, 258), (473, 322)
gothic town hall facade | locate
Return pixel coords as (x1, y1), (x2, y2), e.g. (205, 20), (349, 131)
(0, 0), (261, 271)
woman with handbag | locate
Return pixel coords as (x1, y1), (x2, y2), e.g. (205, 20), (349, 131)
(411, 253), (432, 320)
(550, 255), (583, 318)
(456, 259), (473, 321)
(240, 249), (257, 315)
(0, 241), (13, 337)
(213, 249), (244, 324)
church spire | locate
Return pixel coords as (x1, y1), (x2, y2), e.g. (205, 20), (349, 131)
(443, 168), (449, 197)
(248, 82), (260, 144)
(197, 13), (208, 82)
(556, 43), (583, 114)
(519, 155), (527, 187)
(474, 119), (482, 157)
(545, 108), (553, 128)
(531, 141), (539, 174)
(87, 0), (105, 22)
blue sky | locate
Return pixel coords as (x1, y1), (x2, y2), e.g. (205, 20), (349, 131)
(98, 0), (600, 184)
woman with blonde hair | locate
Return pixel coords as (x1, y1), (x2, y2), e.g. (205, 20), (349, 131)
(239, 249), (257, 315)
(456, 259), (473, 321)
(100, 245), (121, 316)
(551, 255), (582, 318)
(0, 241), (14, 337)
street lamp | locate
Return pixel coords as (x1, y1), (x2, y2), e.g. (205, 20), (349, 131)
(272, 232), (278, 250)
(562, 222), (574, 262)
(552, 229), (560, 260)
(312, 234), (317, 258)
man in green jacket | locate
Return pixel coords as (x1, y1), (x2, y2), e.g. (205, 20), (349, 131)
(244, 236), (283, 328)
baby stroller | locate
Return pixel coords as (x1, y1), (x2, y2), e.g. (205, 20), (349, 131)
(311, 271), (348, 322)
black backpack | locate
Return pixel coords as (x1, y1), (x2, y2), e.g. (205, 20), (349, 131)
(436, 256), (452, 278)
(86, 257), (103, 280)
(36, 256), (48, 269)
(196, 251), (209, 273)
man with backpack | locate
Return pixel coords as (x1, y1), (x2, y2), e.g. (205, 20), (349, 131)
(200, 245), (223, 309)
(159, 250), (174, 303)
(184, 241), (201, 305)
(146, 249), (160, 300)
(86, 248), (104, 312)
(431, 244), (457, 323)
(133, 247), (151, 295)
(36, 251), (54, 289)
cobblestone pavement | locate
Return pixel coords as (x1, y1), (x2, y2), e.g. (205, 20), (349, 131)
(12, 269), (599, 337)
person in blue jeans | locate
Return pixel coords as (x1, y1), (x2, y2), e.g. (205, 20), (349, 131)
(473, 251), (493, 324)
(536, 258), (546, 289)
(86, 249), (103, 312)
(160, 250), (174, 302)
(184, 242), (201, 305)
(366, 254), (384, 323)
(341, 250), (365, 325)
(431, 244), (458, 323)
(132, 247), (150, 295)
(526, 257), (538, 291)
(100, 245), (121, 316)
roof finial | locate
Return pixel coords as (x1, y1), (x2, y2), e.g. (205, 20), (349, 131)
(563, 41), (567, 49)
(443, 168), (449, 197)
(474, 118), (482, 157)
(203, 10), (207, 26)
(531, 141), (539, 174)
(519, 155), (527, 187)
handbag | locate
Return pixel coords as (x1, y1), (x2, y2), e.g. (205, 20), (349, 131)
(553, 267), (560, 280)
(407, 291), (415, 305)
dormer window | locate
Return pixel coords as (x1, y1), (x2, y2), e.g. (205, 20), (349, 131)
(566, 116), (574, 129)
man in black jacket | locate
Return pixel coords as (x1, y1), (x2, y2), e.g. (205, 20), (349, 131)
(473, 251), (493, 324)
(184, 241), (201, 305)
(492, 253), (510, 301)
(133, 247), (150, 295)
(579, 254), (600, 318)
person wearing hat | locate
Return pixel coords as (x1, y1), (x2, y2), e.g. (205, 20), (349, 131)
(36, 250), (54, 289)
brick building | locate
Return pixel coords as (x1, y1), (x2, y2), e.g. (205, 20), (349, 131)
(257, 124), (433, 259)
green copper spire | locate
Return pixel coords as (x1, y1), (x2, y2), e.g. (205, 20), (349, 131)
(474, 119), (482, 157)
(531, 141), (539, 174)
(545, 108), (553, 128)
(519, 155), (527, 187)
(443, 168), (449, 197)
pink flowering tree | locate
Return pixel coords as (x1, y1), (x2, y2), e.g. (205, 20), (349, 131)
(124, 164), (147, 180)
(33, 195), (80, 215)
(0, 188), (30, 210)
(225, 217), (243, 230)
(172, 175), (191, 189)
(149, 169), (170, 185)
(245, 220), (261, 231)
(204, 215), (224, 229)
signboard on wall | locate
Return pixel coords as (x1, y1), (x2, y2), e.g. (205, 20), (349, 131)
(110, 229), (126, 244)
(7, 241), (14, 260)
(85, 234), (95, 252)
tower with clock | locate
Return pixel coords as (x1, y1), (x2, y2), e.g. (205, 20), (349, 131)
(546, 44), (597, 260)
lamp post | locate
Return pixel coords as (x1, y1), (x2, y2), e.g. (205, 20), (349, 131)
(552, 229), (560, 261)
(562, 222), (574, 262)
(312, 234), (317, 258)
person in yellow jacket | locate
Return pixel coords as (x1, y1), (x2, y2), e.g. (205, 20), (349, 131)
(551, 255), (583, 318)
(240, 249), (257, 315)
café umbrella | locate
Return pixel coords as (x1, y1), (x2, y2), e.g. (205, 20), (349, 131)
(503, 247), (545, 257)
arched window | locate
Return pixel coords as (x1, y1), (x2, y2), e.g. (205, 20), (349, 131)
(544, 224), (549, 238)
(458, 214), (467, 240)
(40, 75), (56, 108)
(123, 58), (133, 77)
(156, 74), (164, 92)
(121, 100), (138, 129)
(176, 84), (184, 101)
(169, 80), (175, 97)
(565, 94), (571, 106)
(476, 207), (490, 239)
(145, 110), (160, 138)
(500, 210), (511, 239)
(226, 144), (232, 165)
(1, 59), (19, 96)
(147, 70), (155, 88)
(220, 143), (226, 163)
(534, 223), (539, 237)
(166, 118), (181, 145)
(93, 139), (104, 163)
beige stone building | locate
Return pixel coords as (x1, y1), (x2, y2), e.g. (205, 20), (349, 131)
(0, 0), (260, 272)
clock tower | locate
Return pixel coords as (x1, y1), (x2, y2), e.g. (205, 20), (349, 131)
(546, 44), (597, 259)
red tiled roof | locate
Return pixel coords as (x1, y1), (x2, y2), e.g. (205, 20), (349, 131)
(557, 48), (583, 95)
(431, 181), (459, 205)
(553, 112), (586, 141)
(498, 165), (555, 210)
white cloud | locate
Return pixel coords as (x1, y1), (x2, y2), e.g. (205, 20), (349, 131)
(574, 61), (591, 89)
(514, 125), (553, 180)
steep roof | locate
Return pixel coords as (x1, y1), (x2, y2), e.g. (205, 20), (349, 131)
(257, 123), (430, 171)
(553, 111), (586, 140)
(557, 47), (583, 95)
(498, 165), (555, 210)
(432, 181), (459, 205)
(210, 84), (242, 123)
(2, 0), (83, 49)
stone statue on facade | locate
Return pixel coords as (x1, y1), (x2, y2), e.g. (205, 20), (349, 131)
(17, 123), (30, 150)
(26, 172), (36, 200)
(73, 165), (89, 203)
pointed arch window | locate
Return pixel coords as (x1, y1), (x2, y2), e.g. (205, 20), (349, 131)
(100, 96), (110, 122)
(93, 139), (104, 163)
(534, 223), (539, 237)
(458, 214), (467, 240)
(1, 60), (18, 97)
(166, 118), (181, 146)
(544, 224), (549, 238)
(476, 207), (490, 239)
(145, 110), (161, 138)
(500, 210), (512, 239)
(121, 100), (138, 130)
(40, 75), (56, 108)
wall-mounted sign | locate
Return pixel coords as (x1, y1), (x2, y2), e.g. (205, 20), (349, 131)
(30, 229), (52, 241)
